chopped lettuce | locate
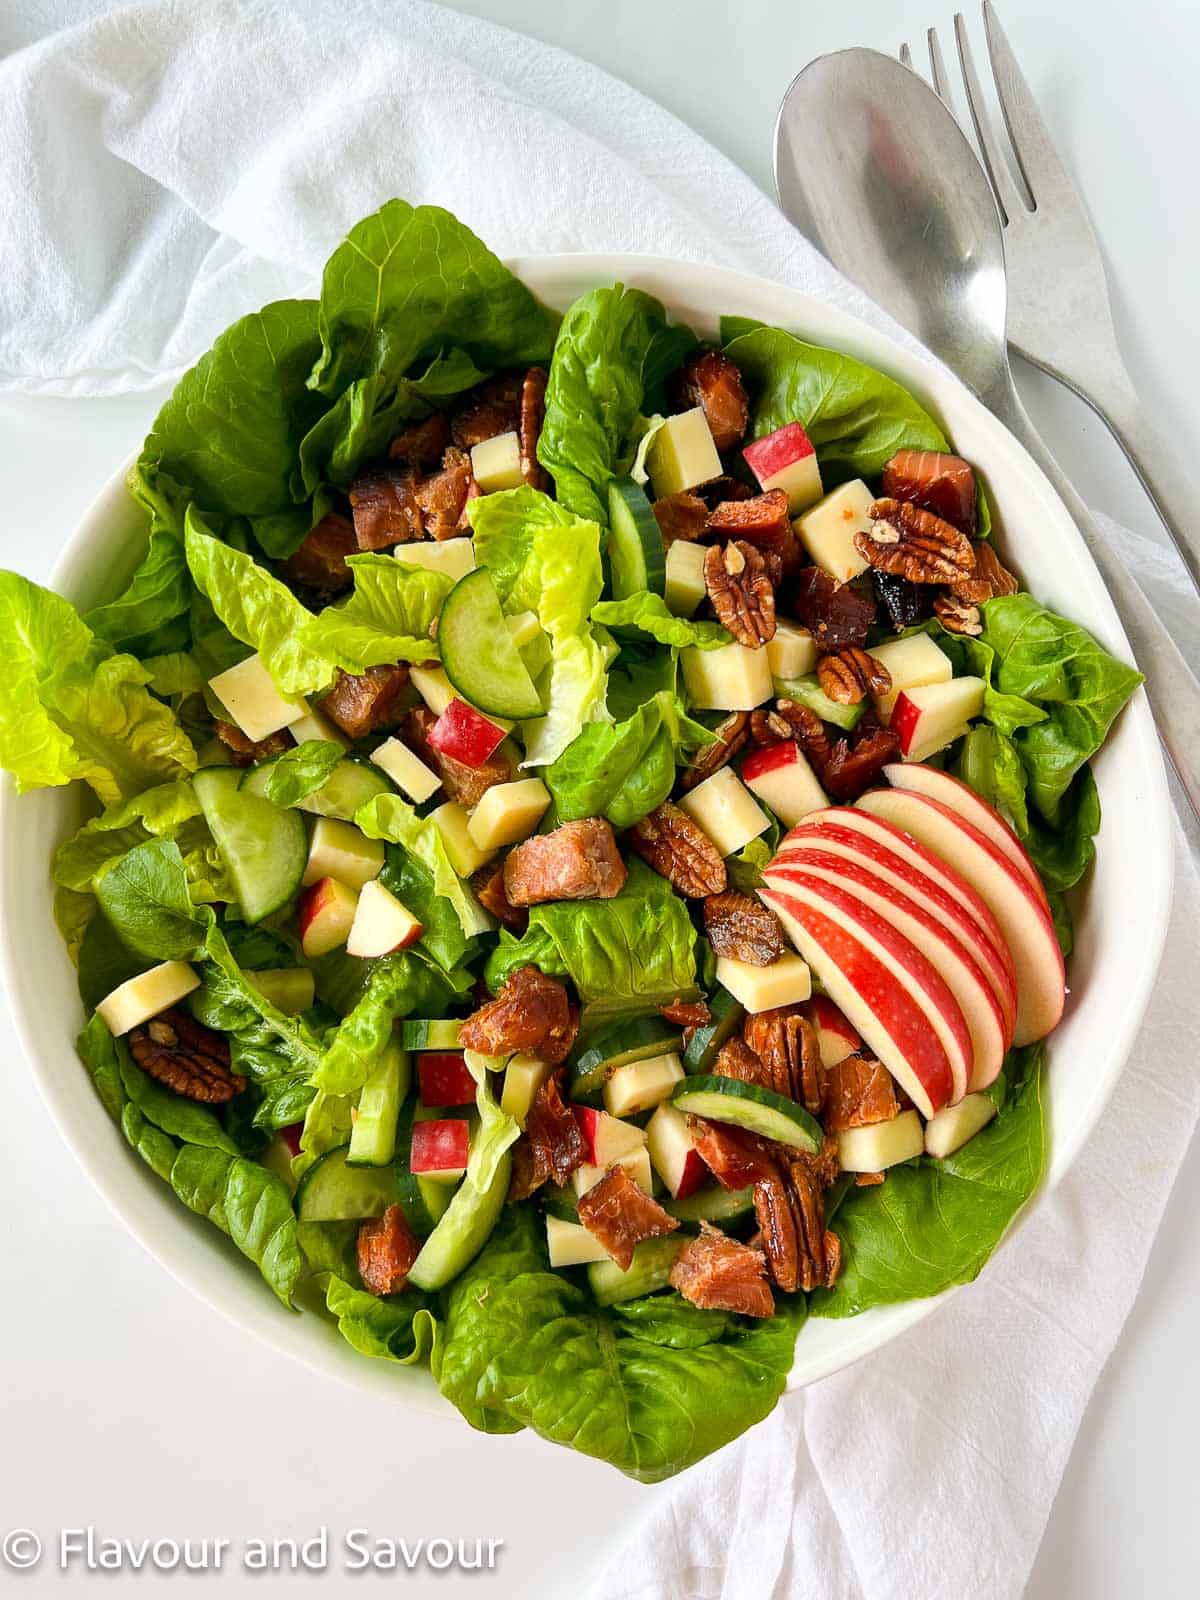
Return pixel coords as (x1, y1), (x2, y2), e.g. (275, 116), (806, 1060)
(325, 1276), (440, 1365)
(355, 793), (486, 941)
(52, 780), (204, 891)
(258, 741), (346, 808)
(546, 690), (713, 829)
(592, 592), (731, 651)
(313, 951), (457, 1097)
(301, 555), (451, 669)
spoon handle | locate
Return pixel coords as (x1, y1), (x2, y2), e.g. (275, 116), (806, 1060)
(984, 380), (1200, 825)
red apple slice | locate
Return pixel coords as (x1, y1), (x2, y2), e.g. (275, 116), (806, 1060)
(881, 762), (1050, 910)
(417, 1051), (476, 1108)
(346, 879), (423, 958)
(773, 847), (1007, 1091)
(889, 676), (985, 760)
(297, 877), (359, 960)
(758, 877), (963, 1116)
(573, 1107), (646, 1167)
(409, 1119), (470, 1182)
(855, 788), (1065, 1045)
(743, 422), (823, 511)
(645, 1102), (708, 1199)
(741, 740), (829, 826)
(803, 995), (861, 1068)
(428, 699), (507, 767)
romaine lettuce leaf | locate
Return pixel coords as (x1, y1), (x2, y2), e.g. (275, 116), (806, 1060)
(545, 690), (712, 830)
(84, 528), (191, 658)
(469, 485), (578, 601)
(301, 554), (451, 669)
(314, 951), (457, 1097)
(355, 794), (486, 940)
(52, 780), (204, 891)
(516, 520), (609, 768)
(592, 592), (731, 651)
(325, 1275), (440, 1365)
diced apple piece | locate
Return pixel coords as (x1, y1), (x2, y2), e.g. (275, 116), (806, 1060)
(891, 677), (985, 760)
(573, 1107), (647, 1167)
(288, 709), (350, 749)
(245, 968), (316, 1016)
(664, 540), (709, 618)
(681, 640), (773, 711)
(924, 1092), (998, 1157)
(417, 1051), (476, 1108)
(97, 960), (200, 1036)
(715, 953), (812, 1012)
(346, 879), (423, 958)
(409, 664), (457, 718)
(867, 634), (954, 722)
(428, 700), (508, 767)
(741, 741), (828, 827)
(603, 1052), (685, 1118)
(499, 1052), (555, 1126)
(302, 816), (385, 890)
(370, 736), (441, 804)
(793, 479), (874, 580)
(409, 1119), (470, 1183)
(766, 619), (818, 681)
(394, 536), (476, 582)
(470, 430), (525, 493)
(838, 1109), (925, 1172)
(743, 422), (823, 512)
(467, 778), (551, 852)
(572, 1146), (654, 1197)
(678, 765), (769, 856)
(645, 1102), (708, 1199)
(298, 876), (360, 960)
(547, 1215), (614, 1267)
(804, 995), (861, 1069)
(646, 408), (723, 499)
(429, 800), (495, 878)
(209, 654), (308, 743)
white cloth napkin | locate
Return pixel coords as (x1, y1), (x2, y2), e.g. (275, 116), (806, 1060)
(2, 5), (1197, 1597)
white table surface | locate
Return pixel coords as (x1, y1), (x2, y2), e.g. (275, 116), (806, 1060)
(1, 2), (1197, 1594)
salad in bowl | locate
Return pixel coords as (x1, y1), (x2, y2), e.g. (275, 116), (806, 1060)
(0, 201), (1145, 1481)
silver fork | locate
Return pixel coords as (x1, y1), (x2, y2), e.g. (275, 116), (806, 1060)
(901, 1), (1200, 598)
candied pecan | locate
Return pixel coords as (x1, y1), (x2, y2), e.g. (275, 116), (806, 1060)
(349, 463), (423, 549)
(772, 699), (833, 770)
(450, 372), (522, 448)
(669, 1222), (774, 1317)
(872, 569), (933, 632)
(687, 1117), (776, 1189)
(793, 567), (876, 650)
(714, 1036), (772, 1088)
(704, 891), (785, 966)
(857, 498), (976, 584)
(458, 966), (579, 1066)
(748, 711), (792, 746)
(471, 861), (528, 934)
(519, 367), (548, 491)
(754, 1153), (840, 1293)
(388, 412), (451, 467)
(882, 448), (977, 534)
(406, 707), (512, 807)
(213, 721), (291, 768)
(319, 664), (410, 740)
(127, 1009), (244, 1104)
(821, 720), (902, 803)
(413, 446), (474, 541)
(628, 802), (727, 898)
(576, 1164), (679, 1270)
(507, 1136), (544, 1202)
(816, 646), (891, 706)
(823, 1055), (899, 1132)
(671, 350), (750, 453)
(932, 594), (983, 636)
(524, 1071), (587, 1187)
(357, 1205), (421, 1297)
(743, 1007), (822, 1111)
(653, 491), (710, 546)
(503, 818), (627, 907)
(706, 488), (790, 541)
(659, 997), (712, 1029)
(280, 512), (357, 595)
(681, 712), (749, 791)
(704, 540), (776, 647)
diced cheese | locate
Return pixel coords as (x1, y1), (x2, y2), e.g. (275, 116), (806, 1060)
(924, 1093), (997, 1158)
(97, 961), (200, 1036)
(646, 408), (723, 499)
(409, 664), (457, 718)
(546, 1216), (614, 1268)
(302, 817), (385, 890)
(868, 633), (954, 721)
(838, 1109), (925, 1172)
(678, 765), (769, 857)
(500, 1051), (555, 1126)
(766, 619), (818, 681)
(603, 1052), (685, 1118)
(466, 778), (551, 852)
(394, 537), (476, 582)
(681, 640), (773, 711)
(793, 479), (874, 582)
(470, 431), (524, 493)
(664, 540), (709, 617)
(288, 709), (350, 749)
(209, 654), (308, 743)
(572, 1146), (655, 1198)
(715, 953), (812, 1013)
(429, 800), (495, 878)
(371, 736), (442, 803)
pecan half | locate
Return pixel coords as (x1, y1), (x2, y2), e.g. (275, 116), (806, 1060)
(128, 1009), (244, 1104)
(932, 594), (983, 636)
(754, 1151), (841, 1293)
(519, 367), (548, 491)
(628, 802), (727, 898)
(955, 539), (1019, 602)
(793, 567), (876, 650)
(704, 539), (776, 647)
(771, 699), (833, 771)
(681, 711), (749, 791)
(816, 646), (891, 706)
(742, 1006), (823, 1112)
(857, 498), (976, 584)
(749, 709), (793, 745)
(714, 1036), (771, 1088)
(704, 891), (785, 966)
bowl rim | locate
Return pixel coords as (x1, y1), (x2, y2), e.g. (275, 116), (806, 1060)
(0, 251), (1173, 1404)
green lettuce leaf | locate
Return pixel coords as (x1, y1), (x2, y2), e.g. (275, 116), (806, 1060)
(931, 623), (1046, 737)
(314, 951), (457, 1097)
(84, 530), (191, 658)
(592, 592), (732, 651)
(259, 741), (346, 807)
(170, 1143), (304, 1308)
(517, 521), (609, 768)
(325, 1275), (439, 1365)
(545, 690), (713, 829)
(379, 846), (481, 974)
(469, 485), (577, 601)
(355, 793), (486, 940)
(301, 554), (451, 669)
(52, 780), (204, 891)
(94, 837), (211, 961)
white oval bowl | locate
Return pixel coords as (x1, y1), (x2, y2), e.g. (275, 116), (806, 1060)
(0, 255), (1171, 1412)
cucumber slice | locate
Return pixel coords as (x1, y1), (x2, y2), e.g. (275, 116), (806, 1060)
(607, 477), (666, 599)
(682, 989), (745, 1074)
(587, 1236), (685, 1307)
(406, 1120), (516, 1292)
(438, 568), (543, 719)
(346, 1043), (410, 1167)
(400, 1019), (462, 1051)
(569, 1016), (684, 1102)
(665, 1183), (755, 1224)
(540, 1184), (579, 1223)
(671, 1076), (823, 1153)
(193, 766), (306, 925)
(294, 1145), (400, 1222)
(774, 674), (866, 733)
(390, 1102), (445, 1237)
(241, 757), (391, 820)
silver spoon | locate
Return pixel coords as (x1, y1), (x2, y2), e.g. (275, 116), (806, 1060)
(774, 47), (1200, 822)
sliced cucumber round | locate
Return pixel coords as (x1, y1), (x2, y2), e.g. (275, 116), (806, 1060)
(664, 1183), (755, 1224)
(607, 477), (665, 599)
(400, 1018), (463, 1051)
(587, 1236), (685, 1307)
(772, 673), (866, 733)
(294, 1145), (400, 1222)
(241, 756), (391, 820)
(345, 1043), (409, 1168)
(438, 568), (543, 719)
(682, 989), (745, 1074)
(569, 1016), (684, 1102)
(193, 766), (306, 925)
(671, 1076), (822, 1153)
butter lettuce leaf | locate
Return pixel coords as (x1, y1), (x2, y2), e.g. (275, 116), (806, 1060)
(52, 780), (204, 891)
(301, 554), (450, 669)
(355, 793), (486, 941)
(546, 690), (713, 829)
(314, 951), (457, 1097)
(259, 741), (346, 808)
(325, 1275), (440, 1366)
(592, 592), (732, 651)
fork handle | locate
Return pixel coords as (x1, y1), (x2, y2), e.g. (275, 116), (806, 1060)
(983, 377), (1200, 825)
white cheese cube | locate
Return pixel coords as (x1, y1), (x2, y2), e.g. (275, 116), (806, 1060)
(209, 654), (308, 743)
(793, 479), (875, 582)
(677, 765), (769, 857)
(429, 800), (495, 878)
(546, 1216), (615, 1267)
(466, 778), (551, 852)
(500, 1051), (555, 1126)
(664, 541), (709, 618)
(97, 961), (201, 1036)
(646, 408), (723, 499)
(470, 431), (525, 493)
(766, 620), (818, 680)
(288, 709), (350, 749)
(603, 1052), (685, 1118)
(394, 537), (476, 582)
(571, 1146), (654, 1198)
(924, 1093), (997, 1158)
(681, 641), (773, 711)
(838, 1109), (925, 1172)
(371, 736), (442, 803)
(409, 664), (457, 718)
(715, 953), (812, 1013)
(868, 633), (954, 721)
(302, 817), (385, 890)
